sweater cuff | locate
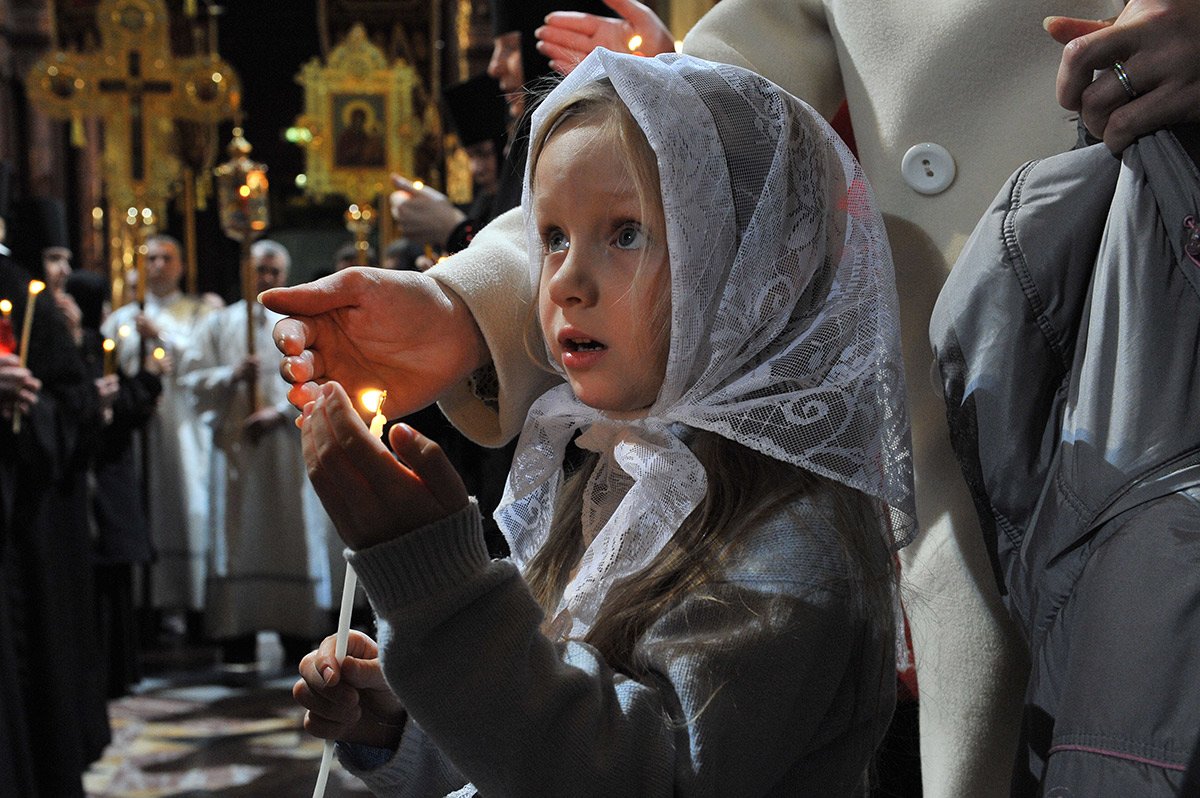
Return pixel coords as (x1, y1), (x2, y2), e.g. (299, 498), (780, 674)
(347, 501), (490, 614)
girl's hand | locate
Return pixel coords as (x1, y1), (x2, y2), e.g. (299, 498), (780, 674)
(535, 0), (675, 75)
(293, 630), (407, 750)
(1049, 0), (1200, 152)
(301, 381), (469, 549)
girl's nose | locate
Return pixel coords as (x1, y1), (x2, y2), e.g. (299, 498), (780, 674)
(547, 250), (597, 309)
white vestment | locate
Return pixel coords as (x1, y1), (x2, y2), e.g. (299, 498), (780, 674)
(102, 291), (214, 611)
(183, 300), (335, 640)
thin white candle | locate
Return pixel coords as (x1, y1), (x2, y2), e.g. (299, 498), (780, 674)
(311, 563), (358, 798)
(13, 280), (46, 434)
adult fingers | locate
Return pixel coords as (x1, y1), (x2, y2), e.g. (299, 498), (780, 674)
(535, 22), (608, 54)
(541, 10), (603, 36)
(1057, 25), (1134, 111)
(260, 270), (365, 317)
(1044, 15), (1112, 45)
(1103, 84), (1179, 153)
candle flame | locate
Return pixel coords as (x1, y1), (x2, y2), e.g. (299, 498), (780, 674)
(238, 185), (252, 198)
(0, 299), (11, 315)
(359, 389), (385, 414)
(29, 280), (46, 296)
(627, 34), (643, 52)
(152, 346), (166, 360)
(412, 180), (424, 191)
(118, 324), (132, 338)
(102, 338), (116, 353)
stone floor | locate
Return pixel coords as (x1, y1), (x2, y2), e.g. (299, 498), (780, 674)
(84, 632), (372, 798)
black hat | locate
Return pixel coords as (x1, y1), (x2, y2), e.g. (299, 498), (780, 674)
(65, 269), (109, 332)
(9, 197), (70, 274)
(444, 75), (509, 148)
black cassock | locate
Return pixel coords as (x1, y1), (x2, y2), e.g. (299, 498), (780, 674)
(0, 254), (109, 798)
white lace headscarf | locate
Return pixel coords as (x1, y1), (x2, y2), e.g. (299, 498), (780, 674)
(498, 49), (915, 637)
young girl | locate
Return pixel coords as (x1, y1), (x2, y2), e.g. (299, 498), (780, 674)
(293, 49), (915, 796)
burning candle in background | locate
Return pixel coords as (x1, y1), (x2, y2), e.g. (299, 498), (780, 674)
(102, 338), (117, 376)
(0, 299), (14, 356)
(117, 324), (131, 339)
(152, 346), (166, 361)
(13, 280), (46, 433)
(17, 280), (45, 369)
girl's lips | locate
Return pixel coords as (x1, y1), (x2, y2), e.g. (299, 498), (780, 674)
(561, 347), (607, 370)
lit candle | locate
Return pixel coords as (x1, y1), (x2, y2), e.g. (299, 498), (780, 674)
(412, 180), (424, 191)
(360, 389), (388, 438)
(0, 299), (14, 356)
(152, 346), (166, 361)
(102, 338), (117, 376)
(13, 280), (46, 433)
(17, 280), (45, 369)
(628, 34), (643, 53)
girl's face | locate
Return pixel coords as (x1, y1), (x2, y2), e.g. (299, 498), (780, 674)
(534, 118), (670, 414)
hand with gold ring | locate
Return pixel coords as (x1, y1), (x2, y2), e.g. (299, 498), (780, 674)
(1047, 0), (1200, 153)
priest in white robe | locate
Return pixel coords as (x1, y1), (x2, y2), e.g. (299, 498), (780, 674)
(183, 239), (334, 663)
(101, 234), (216, 621)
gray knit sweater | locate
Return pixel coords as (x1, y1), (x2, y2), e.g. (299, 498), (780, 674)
(338, 496), (894, 797)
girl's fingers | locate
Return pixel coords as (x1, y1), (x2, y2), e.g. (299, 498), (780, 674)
(388, 423), (469, 512)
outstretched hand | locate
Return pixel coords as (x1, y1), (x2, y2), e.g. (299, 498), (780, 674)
(293, 630), (406, 749)
(260, 267), (487, 416)
(535, 0), (674, 75)
(389, 175), (466, 249)
(301, 381), (469, 550)
(1048, 0), (1200, 152)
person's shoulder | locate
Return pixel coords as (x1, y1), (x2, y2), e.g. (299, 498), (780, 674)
(717, 491), (861, 596)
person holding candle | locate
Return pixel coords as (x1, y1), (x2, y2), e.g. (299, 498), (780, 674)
(288, 51), (915, 795)
(66, 269), (163, 697)
(102, 233), (217, 642)
(183, 239), (336, 671)
(0, 189), (111, 798)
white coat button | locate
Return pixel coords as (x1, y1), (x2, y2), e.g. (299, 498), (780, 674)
(901, 143), (956, 195)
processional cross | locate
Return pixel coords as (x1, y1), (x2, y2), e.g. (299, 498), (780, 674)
(25, 0), (240, 299)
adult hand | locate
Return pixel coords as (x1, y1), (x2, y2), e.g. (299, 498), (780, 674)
(293, 630), (407, 750)
(389, 176), (467, 249)
(134, 312), (162, 341)
(54, 292), (83, 346)
(95, 374), (119, 425)
(536, 0), (674, 75)
(143, 347), (174, 376)
(0, 354), (40, 416)
(232, 354), (259, 384)
(301, 381), (468, 549)
(1049, 0), (1200, 153)
(242, 405), (284, 444)
(261, 267), (487, 415)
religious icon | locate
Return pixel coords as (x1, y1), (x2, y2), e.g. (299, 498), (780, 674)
(293, 24), (423, 205)
(333, 95), (387, 169)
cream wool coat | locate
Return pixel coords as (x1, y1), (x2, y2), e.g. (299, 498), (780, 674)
(425, 1), (1121, 793)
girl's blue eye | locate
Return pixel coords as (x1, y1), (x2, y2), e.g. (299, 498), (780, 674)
(545, 229), (569, 253)
(615, 223), (646, 250)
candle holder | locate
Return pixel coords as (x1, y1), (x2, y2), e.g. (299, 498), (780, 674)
(344, 202), (376, 267)
(215, 125), (269, 408)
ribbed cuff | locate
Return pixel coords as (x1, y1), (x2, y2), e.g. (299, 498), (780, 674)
(347, 501), (489, 613)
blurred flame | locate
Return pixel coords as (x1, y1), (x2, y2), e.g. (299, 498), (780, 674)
(359, 389), (385, 414)
(628, 35), (643, 52)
